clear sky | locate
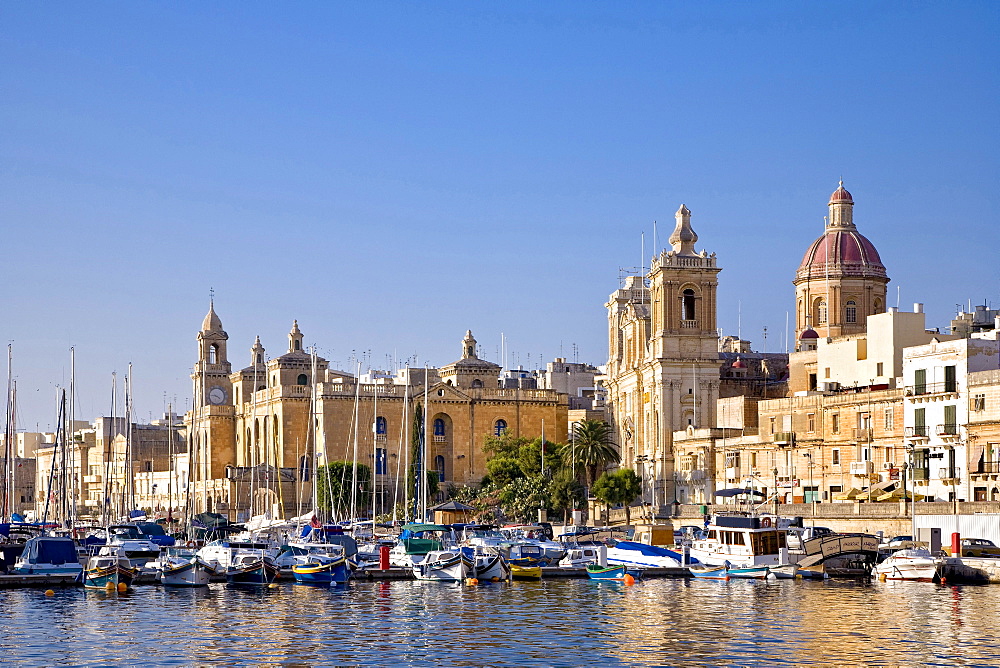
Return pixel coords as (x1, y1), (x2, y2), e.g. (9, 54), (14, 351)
(2, 2), (998, 431)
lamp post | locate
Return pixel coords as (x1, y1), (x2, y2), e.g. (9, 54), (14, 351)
(672, 470), (680, 517)
(772, 467), (779, 515)
(801, 452), (815, 517)
(636, 454), (649, 521)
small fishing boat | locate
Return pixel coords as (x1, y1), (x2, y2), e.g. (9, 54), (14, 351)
(412, 549), (474, 582)
(769, 563), (799, 579)
(468, 547), (510, 582)
(510, 564), (542, 580)
(728, 565), (770, 579)
(586, 564), (639, 581)
(156, 548), (214, 587)
(689, 564), (730, 581)
(291, 554), (350, 585)
(226, 550), (279, 585)
(84, 547), (139, 590)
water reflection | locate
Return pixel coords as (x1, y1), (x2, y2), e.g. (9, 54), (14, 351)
(4, 578), (1000, 666)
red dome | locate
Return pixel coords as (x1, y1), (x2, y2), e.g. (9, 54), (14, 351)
(799, 328), (820, 340)
(796, 229), (886, 281)
(731, 358), (747, 369)
(830, 184), (853, 203)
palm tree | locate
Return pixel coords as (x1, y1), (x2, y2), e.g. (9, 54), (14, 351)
(561, 419), (620, 487)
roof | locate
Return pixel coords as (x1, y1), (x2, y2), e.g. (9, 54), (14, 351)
(431, 500), (475, 511)
(796, 229), (886, 280)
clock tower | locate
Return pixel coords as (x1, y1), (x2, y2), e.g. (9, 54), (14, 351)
(186, 299), (237, 514)
(194, 299), (233, 406)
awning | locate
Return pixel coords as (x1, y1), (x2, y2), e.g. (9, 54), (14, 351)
(833, 487), (862, 501)
(969, 442), (986, 473)
(714, 488), (765, 498)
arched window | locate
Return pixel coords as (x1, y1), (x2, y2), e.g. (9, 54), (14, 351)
(297, 374), (308, 386)
(256, 353), (263, 364)
(433, 418), (445, 437)
(471, 379), (483, 388)
(817, 299), (827, 324)
(209, 344), (218, 364)
(494, 419), (507, 436)
(682, 289), (696, 321)
(273, 415), (279, 445)
(434, 455), (446, 482)
(375, 416), (387, 435)
(299, 455), (311, 482)
(294, 339), (301, 351)
(874, 298), (883, 314)
(845, 300), (857, 323)
(257, 385), (266, 392)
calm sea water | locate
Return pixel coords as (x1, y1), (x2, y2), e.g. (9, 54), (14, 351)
(3, 577), (1000, 667)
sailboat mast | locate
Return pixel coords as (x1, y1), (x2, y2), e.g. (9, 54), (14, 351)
(394, 366), (409, 526)
(421, 369), (429, 523)
(349, 362), (361, 523)
(167, 402), (174, 525)
(310, 347), (319, 517)
(3, 344), (13, 522)
(126, 363), (135, 517)
(69, 347), (76, 527)
(372, 380), (378, 523)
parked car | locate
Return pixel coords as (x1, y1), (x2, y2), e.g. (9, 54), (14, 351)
(944, 538), (1000, 557)
(878, 535), (915, 551)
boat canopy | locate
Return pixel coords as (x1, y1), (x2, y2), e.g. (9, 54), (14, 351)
(400, 523), (450, 535)
(21, 537), (78, 565)
(714, 488), (765, 498)
(612, 540), (686, 560)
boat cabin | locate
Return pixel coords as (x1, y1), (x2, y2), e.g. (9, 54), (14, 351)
(688, 515), (789, 568)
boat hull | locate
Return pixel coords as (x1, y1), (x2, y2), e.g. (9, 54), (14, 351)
(728, 566), (770, 579)
(412, 551), (472, 581)
(875, 555), (939, 582)
(160, 559), (212, 587)
(586, 564), (639, 581)
(227, 560), (278, 585)
(689, 566), (730, 581)
(85, 565), (138, 590)
(292, 559), (350, 585)
(510, 564), (542, 580)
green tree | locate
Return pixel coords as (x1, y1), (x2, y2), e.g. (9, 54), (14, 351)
(316, 461), (372, 516)
(497, 474), (552, 523)
(485, 456), (524, 487)
(592, 468), (642, 526)
(561, 419), (620, 486)
(549, 469), (586, 522)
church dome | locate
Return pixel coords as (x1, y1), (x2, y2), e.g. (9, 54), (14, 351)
(829, 183), (853, 203)
(799, 328), (819, 340)
(796, 229), (886, 281)
(202, 302), (224, 332)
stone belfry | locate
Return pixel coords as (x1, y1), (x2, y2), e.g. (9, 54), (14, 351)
(186, 299), (237, 508)
(606, 204), (721, 506)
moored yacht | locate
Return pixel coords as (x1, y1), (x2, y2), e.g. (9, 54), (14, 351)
(688, 515), (790, 569)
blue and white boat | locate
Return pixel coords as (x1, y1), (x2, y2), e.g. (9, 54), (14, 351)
(84, 546), (138, 590)
(689, 564), (730, 580)
(413, 549), (474, 581)
(606, 541), (691, 569)
(585, 564), (640, 581)
(12, 536), (83, 579)
(291, 554), (350, 585)
(226, 549), (278, 585)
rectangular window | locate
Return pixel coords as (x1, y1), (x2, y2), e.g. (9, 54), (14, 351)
(914, 407), (926, 437)
(831, 414), (839, 433)
(825, 368), (831, 379)
(750, 452), (758, 469)
(782, 415), (792, 431)
(832, 449), (841, 465)
(375, 447), (387, 475)
(943, 405), (957, 434)
(807, 413), (816, 432)
(876, 362), (884, 377)
(944, 366), (957, 393)
(856, 338), (867, 361)
(914, 369), (927, 395)
(769, 417), (776, 434)
(861, 447), (870, 462)
(884, 407), (893, 431)
(974, 394), (985, 412)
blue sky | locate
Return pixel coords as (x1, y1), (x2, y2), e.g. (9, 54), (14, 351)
(2, 2), (998, 430)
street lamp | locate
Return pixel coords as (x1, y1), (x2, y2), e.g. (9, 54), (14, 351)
(772, 467), (779, 515)
(801, 452), (815, 514)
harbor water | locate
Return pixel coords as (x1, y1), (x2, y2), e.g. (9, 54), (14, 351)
(4, 577), (1000, 667)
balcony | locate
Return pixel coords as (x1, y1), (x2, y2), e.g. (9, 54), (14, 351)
(935, 423), (959, 436)
(974, 461), (1000, 475)
(83, 474), (101, 484)
(375, 434), (387, 443)
(773, 432), (796, 446)
(853, 428), (871, 442)
(433, 435), (446, 443)
(680, 320), (699, 329)
(905, 426), (929, 438)
(725, 467), (739, 480)
(911, 467), (929, 481)
(906, 381), (958, 397)
(939, 467), (962, 480)
(850, 461), (873, 476)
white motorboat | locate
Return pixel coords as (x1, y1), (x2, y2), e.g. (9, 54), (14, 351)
(412, 549), (473, 581)
(688, 515), (792, 569)
(12, 536), (83, 579)
(875, 548), (940, 582)
(605, 541), (684, 569)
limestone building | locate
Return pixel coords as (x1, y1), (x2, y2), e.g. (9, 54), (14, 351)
(184, 306), (569, 521)
(605, 204), (723, 506)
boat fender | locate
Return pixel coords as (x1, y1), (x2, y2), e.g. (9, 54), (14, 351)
(186, 541), (197, 548)
(761, 517), (772, 528)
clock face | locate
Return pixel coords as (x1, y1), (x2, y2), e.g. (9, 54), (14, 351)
(208, 386), (227, 405)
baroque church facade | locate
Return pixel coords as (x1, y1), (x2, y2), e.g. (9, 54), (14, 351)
(185, 313), (568, 521)
(606, 184), (887, 507)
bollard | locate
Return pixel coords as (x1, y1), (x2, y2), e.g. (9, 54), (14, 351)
(951, 532), (961, 557)
(379, 543), (390, 570)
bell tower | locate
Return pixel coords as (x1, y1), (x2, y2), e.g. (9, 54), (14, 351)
(194, 299), (233, 407)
